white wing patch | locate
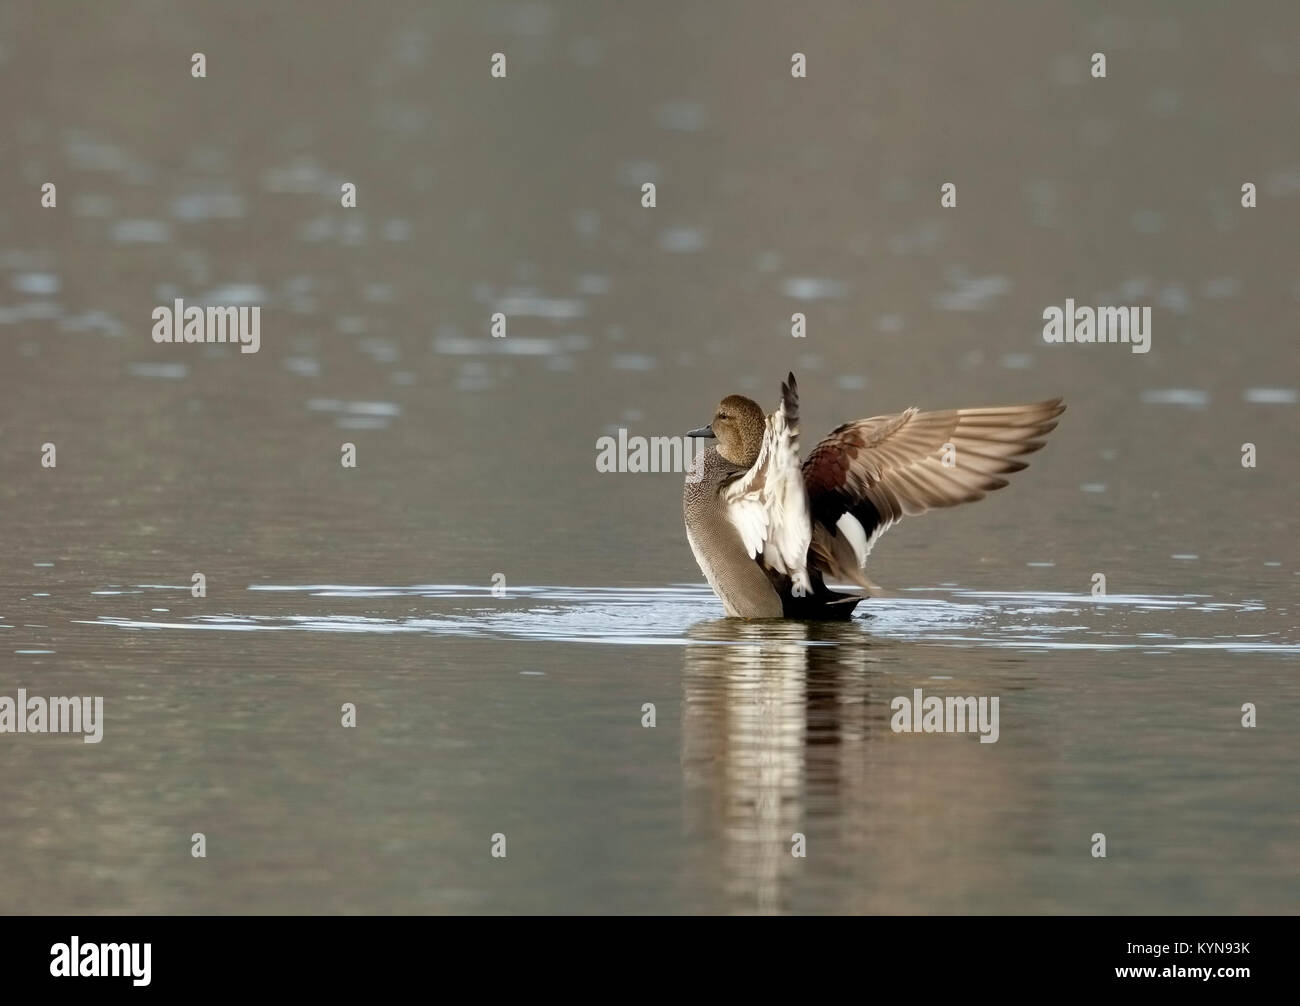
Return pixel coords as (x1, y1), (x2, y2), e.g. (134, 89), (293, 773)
(721, 394), (812, 595)
(834, 511), (873, 567)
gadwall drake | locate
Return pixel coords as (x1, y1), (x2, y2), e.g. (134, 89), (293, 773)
(683, 373), (1064, 619)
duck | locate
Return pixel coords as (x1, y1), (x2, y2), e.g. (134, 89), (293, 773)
(683, 373), (1064, 619)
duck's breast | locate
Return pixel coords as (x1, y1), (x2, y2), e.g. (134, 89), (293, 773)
(684, 480), (783, 618)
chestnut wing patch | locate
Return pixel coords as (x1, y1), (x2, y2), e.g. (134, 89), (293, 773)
(801, 400), (1065, 586)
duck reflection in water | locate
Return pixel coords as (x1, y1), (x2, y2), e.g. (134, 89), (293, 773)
(679, 618), (1027, 914)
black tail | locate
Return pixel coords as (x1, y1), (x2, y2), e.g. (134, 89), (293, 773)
(780, 589), (863, 621)
(765, 564), (864, 621)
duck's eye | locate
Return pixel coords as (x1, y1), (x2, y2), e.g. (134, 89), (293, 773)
(716, 413), (728, 421)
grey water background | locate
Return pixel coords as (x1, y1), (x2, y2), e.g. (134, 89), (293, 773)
(1, 1), (1297, 913)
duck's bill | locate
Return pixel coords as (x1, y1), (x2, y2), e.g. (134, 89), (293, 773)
(686, 425), (715, 438)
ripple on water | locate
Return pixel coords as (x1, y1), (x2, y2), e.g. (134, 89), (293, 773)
(283, 357), (321, 377)
(610, 353), (658, 371)
(128, 362), (189, 380)
(200, 284), (267, 306)
(0, 303), (62, 324)
(1244, 388), (1297, 404)
(77, 584), (1298, 655)
(171, 192), (246, 221)
(491, 294), (585, 320)
(12, 273), (59, 295)
(1141, 388), (1209, 407)
(657, 227), (707, 253)
(438, 335), (556, 357)
(306, 399), (399, 417)
(931, 272), (1011, 311)
(110, 220), (171, 243)
(655, 100), (709, 132)
(781, 277), (847, 300)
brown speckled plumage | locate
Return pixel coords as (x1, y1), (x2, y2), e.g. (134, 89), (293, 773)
(684, 374), (1065, 619)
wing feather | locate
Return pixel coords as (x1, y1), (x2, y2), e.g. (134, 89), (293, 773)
(803, 398), (1064, 588)
(722, 373), (813, 595)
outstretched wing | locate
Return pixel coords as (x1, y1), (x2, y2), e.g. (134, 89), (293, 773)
(722, 373), (812, 595)
(802, 399), (1065, 589)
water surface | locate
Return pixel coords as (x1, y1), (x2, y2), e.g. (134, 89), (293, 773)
(1, 0), (1297, 914)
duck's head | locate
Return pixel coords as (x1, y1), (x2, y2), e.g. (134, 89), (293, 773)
(687, 394), (766, 467)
